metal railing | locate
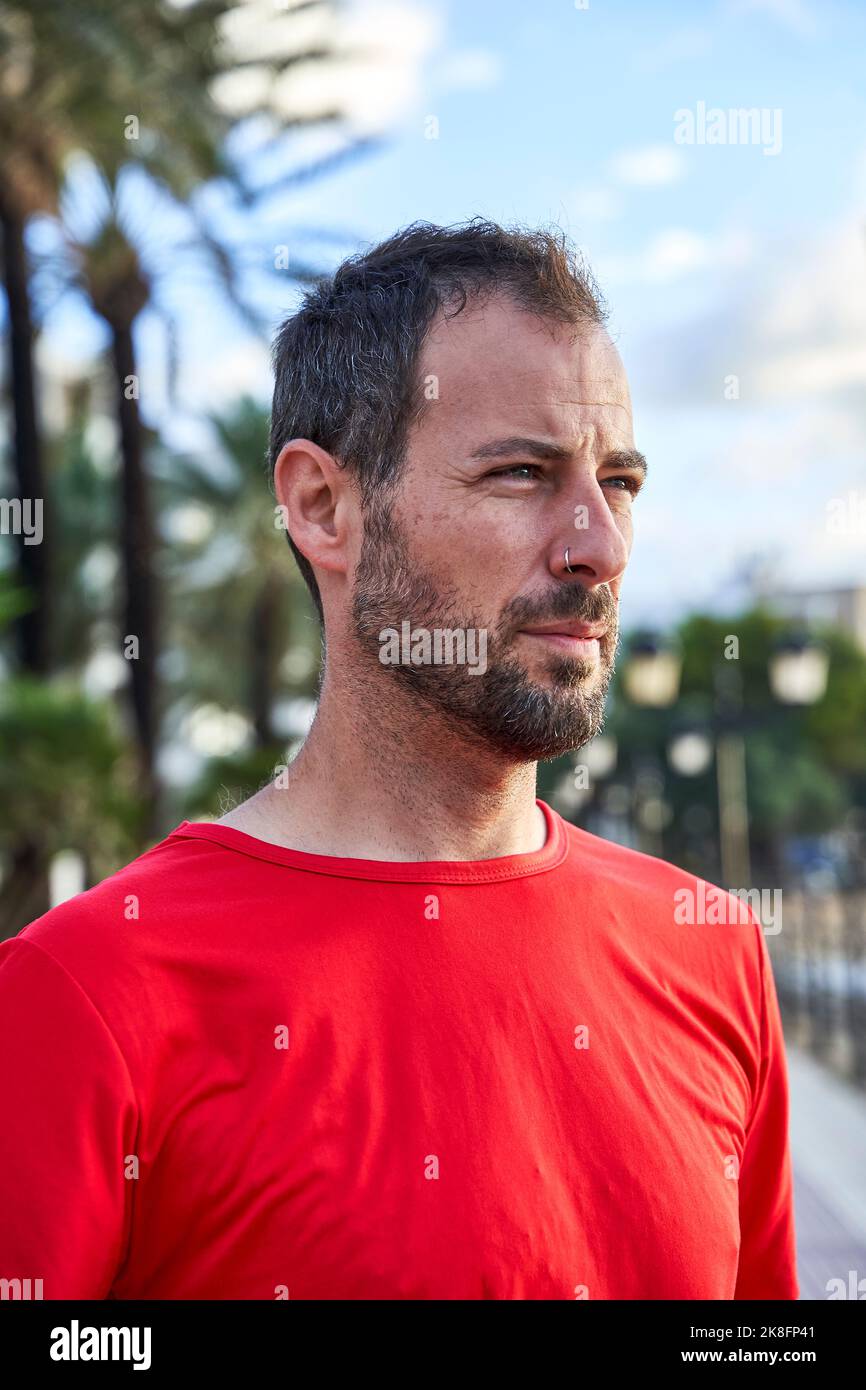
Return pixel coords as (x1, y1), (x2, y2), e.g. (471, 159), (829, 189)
(770, 888), (866, 1089)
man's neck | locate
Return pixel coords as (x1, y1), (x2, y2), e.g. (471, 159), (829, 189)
(217, 665), (546, 862)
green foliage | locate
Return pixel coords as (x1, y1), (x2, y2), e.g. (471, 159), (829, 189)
(45, 413), (119, 671)
(159, 396), (321, 730)
(0, 678), (143, 872)
(0, 570), (34, 627)
(595, 606), (866, 866)
(182, 744), (293, 822)
(745, 734), (848, 836)
(802, 628), (866, 775)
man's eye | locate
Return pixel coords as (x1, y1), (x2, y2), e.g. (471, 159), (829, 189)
(489, 464), (543, 481)
(603, 475), (642, 497)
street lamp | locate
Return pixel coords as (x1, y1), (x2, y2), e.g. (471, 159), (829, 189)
(622, 632), (682, 708)
(667, 730), (714, 777)
(619, 632), (681, 855)
(583, 734), (618, 779)
(623, 627), (830, 887)
(769, 633), (830, 706)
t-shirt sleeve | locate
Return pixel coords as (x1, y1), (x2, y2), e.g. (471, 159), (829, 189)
(733, 922), (799, 1300)
(0, 935), (139, 1299)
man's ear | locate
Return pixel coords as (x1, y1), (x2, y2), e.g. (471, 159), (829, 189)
(273, 438), (353, 584)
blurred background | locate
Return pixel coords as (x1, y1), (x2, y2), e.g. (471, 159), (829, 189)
(1, 0), (865, 1298)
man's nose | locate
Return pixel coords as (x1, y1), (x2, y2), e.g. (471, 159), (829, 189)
(551, 492), (630, 587)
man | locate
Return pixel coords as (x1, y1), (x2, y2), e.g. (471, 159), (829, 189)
(0, 219), (798, 1299)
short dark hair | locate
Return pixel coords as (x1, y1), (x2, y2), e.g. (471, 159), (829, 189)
(269, 217), (608, 624)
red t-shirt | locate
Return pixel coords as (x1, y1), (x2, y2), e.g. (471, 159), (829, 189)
(0, 799), (798, 1300)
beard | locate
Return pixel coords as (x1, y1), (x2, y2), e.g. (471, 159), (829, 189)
(350, 495), (620, 762)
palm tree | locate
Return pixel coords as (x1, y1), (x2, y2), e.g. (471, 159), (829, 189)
(47, 376), (123, 676)
(0, 1), (67, 674)
(72, 208), (160, 815)
(0, 0), (227, 832)
(2, 0), (375, 837)
(64, 159), (337, 827)
(159, 396), (320, 748)
(0, 676), (143, 937)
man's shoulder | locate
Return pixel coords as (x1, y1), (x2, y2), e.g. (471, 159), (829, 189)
(9, 826), (224, 979)
(559, 817), (766, 939)
(558, 818), (768, 1026)
(561, 817), (700, 892)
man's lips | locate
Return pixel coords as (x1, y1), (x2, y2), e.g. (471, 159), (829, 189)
(517, 622), (607, 656)
(519, 622), (607, 639)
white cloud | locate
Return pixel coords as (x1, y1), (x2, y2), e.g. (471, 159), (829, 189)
(567, 146), (688, 240)
(622, 192), (866, 598)
(751, 223), (866, 397)
(434, 49), (504, 91)
(180, 339), (272, 414)
(610, 144), (686, 188)
(720, 406), (865, 484)
(601, 226), (752, 285)
(639, 214), (866, 406)
(755, 343), (866, 400)
(645, 229), (710, 278)
(568, 188), (624, 224)
(215, 0), (443, 136)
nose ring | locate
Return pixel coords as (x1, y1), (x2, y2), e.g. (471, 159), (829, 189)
(564, 546), (576, 573)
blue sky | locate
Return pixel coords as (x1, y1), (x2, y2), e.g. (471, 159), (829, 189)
(41, 0), (866, 632)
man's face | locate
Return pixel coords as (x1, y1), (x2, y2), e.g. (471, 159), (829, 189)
(350, 293), (643, 761)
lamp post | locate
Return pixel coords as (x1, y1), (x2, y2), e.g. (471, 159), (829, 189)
(769, 633), (830, 706)
(622, 632), (682, 709)
(713, 660), (751, 887)
(622, 627), (830, 885)
(667, 730), (713, 777)
(620, 633), (682, 856)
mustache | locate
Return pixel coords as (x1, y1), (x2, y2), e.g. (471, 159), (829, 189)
(504, 584), (619, 634)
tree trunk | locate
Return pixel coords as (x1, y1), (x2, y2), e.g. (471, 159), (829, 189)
(0, 191), (50, 929)
(0, 191), (50, 673)
(110, 323), (159, 831)
(0, 841), (51, 941)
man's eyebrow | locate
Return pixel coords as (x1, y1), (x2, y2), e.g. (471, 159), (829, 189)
(602, 449), (648, 478)
(468, 436), (648, 477)
(469, 436), (573, 463)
